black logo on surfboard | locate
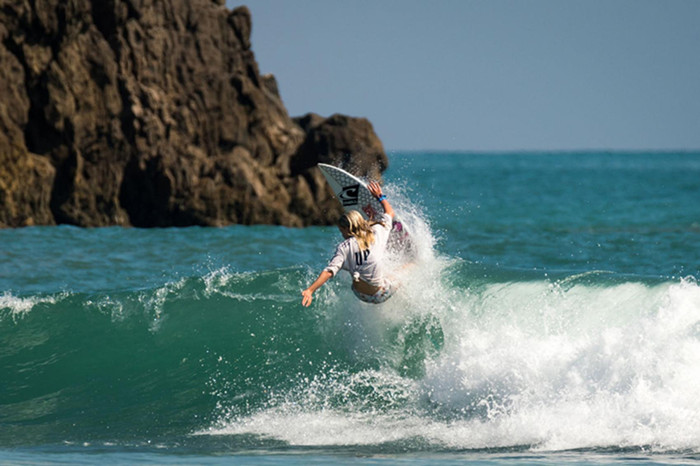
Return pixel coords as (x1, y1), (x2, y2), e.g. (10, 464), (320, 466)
(339, 184), (360, 206)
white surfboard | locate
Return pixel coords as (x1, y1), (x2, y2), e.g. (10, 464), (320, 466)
(317, 163), (383, 220)
(318, 163), (413, 253)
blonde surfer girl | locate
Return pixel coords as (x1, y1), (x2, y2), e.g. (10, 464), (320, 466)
(302, 181), (396, 306)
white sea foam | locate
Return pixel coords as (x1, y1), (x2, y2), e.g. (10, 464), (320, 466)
(0, 291), (64, 322)
(418, 277), (700, 451)
(202, 266), (302, 303)
(205, 272), (700, 452)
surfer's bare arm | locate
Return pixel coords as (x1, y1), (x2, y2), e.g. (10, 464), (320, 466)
(301, 270), (333, 307)
(368, 181), (395, 219)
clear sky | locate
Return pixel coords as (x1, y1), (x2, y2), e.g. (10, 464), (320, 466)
(227, 0), (700, 152)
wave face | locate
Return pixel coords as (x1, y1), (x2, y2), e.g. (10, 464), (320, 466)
(3, 267), (700, 453)
(2, 233), (700, 453)
(2, 152), (700, 457)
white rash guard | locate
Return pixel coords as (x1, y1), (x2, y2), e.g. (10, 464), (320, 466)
(323, 213), (393, 287)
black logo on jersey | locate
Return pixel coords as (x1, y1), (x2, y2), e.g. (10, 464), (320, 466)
(355, 249), (370, 266)
(339, 184), (360, 206)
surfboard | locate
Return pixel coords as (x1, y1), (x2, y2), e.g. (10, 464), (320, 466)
(317, 163), (413, 253)
(317, 163), (384, 220)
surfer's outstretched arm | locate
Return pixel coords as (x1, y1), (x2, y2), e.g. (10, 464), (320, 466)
(301, 270), (333, 307)
(368, 181), (394, 219)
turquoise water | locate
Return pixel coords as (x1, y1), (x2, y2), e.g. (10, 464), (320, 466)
(2, 152), (700, 464)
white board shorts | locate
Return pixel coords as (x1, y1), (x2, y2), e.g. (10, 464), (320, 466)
(352, 280), (397, 304)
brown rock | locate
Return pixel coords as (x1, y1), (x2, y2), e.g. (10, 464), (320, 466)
(0, 0), (388, 228)
(291, 113), (388, 180)
(0, 145), (55, 227)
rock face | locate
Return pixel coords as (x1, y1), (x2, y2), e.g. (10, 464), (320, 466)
(0, 0), (387, 228)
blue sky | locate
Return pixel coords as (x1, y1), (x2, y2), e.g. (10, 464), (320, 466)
(227, 0), (700, 151)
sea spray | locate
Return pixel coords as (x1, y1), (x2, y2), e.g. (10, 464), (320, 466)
(202, 271), (700, 452)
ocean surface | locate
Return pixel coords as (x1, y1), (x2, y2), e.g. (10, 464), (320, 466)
(2, 152), (700, 465)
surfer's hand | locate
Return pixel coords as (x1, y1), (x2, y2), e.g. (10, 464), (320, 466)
(368, 181), (383, 199)
(301, 288), (314, 307)
(368, 180), (394, 218)
(302, 271), (332, 307)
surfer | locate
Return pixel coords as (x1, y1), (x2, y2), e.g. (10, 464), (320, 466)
(302, 181), (397, 306)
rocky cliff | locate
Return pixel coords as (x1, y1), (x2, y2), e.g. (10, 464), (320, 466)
(0, 0), (387, 227)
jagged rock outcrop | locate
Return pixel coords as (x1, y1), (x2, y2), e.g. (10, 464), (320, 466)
(292, 113), (387, 180)
(0, 0), (387, 227)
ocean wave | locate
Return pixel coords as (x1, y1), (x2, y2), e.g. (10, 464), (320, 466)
(203, 270), (700, 453)
(2, 224), (700, 452)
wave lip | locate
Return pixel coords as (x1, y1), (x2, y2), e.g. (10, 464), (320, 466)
(0, 292), (67, 322)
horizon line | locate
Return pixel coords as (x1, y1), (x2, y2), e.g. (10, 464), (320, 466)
(386, 148), (700, 154)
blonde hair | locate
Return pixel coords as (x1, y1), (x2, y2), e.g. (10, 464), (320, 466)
(339, 210), (375, 251)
